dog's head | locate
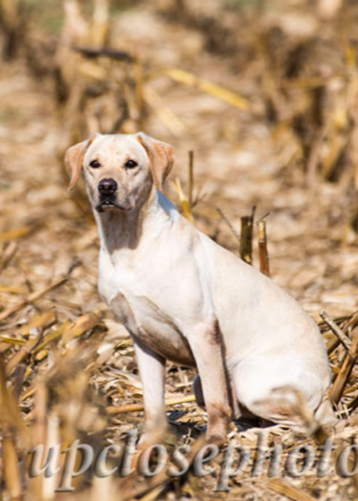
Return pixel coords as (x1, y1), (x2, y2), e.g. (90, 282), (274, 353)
(64, 133), (174, 213)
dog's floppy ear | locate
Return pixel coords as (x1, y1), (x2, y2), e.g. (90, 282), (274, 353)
(136, 132), (174, 192)
(64, 134), (99, 191)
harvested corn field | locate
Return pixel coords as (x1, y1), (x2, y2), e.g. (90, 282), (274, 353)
(2, 0), (358, 500)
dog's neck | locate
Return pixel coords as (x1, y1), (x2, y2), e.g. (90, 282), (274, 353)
(94, 185), (176, 256)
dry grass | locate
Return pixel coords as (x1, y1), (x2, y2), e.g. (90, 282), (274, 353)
(2, 0), (358, 499)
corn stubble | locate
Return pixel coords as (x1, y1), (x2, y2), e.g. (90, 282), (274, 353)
(2, 0), (358, 499)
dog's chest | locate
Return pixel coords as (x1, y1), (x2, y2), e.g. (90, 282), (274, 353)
(109, 290), (195, 366)
(98, 249), (163, 306)
(98, 252), (195, 366)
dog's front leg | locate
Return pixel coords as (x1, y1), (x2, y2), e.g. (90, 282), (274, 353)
(133, 338), (167, 446)
(186, 319), (231, 444)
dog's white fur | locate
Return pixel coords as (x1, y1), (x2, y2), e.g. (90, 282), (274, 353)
(65, 132), (334, 443)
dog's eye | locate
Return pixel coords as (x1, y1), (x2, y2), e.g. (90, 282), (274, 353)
(125, 160), (138, 169)
(89, 160), (101, 168)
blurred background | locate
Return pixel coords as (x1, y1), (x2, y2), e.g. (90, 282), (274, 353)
(2, 1), (358, 500)
(2, 0), (358, 318)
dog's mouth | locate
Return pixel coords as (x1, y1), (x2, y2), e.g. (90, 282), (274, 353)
(96, 199), (132, 213)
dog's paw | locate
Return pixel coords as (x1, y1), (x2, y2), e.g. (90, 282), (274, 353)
(137, 423), (171, 451)
(205, 432), (227, 447)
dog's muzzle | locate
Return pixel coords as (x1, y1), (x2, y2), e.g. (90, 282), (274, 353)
(98, 178), (117, 197)
(96, 178), (132, 212)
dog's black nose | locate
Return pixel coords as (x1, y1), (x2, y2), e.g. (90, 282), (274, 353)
(98, 178), (118, 196)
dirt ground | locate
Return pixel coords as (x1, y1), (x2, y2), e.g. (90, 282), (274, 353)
(2, 1), (358, 500)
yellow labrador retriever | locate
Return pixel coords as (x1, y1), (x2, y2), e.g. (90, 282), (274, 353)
(65, 132), (334, 444)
